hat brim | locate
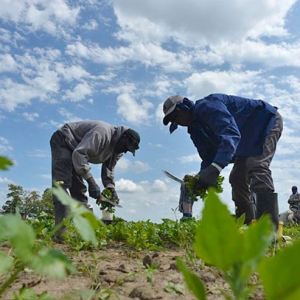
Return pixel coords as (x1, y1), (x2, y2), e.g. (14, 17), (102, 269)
(163, 105), (176, 125)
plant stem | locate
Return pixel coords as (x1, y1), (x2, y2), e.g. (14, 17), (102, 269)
(0, 263), (24, 296)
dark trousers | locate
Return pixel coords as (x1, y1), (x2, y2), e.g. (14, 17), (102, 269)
(229, 112), (283, 207)
(50, 131), (88, 224)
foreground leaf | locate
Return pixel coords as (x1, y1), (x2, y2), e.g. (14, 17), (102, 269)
(258, 241), (300, 300)
(52, 183), (101, 246)
(0, 214), (36, 262)
(194, 190), (242, 271)
(0, 156), (13, 170)
(30, 247), (76, 279)
(0, 251), (14, 274)
(176, 258), (206, 300)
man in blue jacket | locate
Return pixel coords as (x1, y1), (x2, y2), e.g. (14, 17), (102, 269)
(162, 94), (283, 227)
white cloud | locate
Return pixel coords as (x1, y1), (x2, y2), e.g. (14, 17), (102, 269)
(115, 158), (151, 173)
(116, 178), (144, 192)
(179, 154), (201, 164)
(116, 93), (153, 125)
(0, 53), (17, 72)
(28, 150), (49, 158)
(0, 0), (80, 36)
(0, 177), (13, 184)
(82, 19), (98, 30)
(184, 71), (261, 99)
(112, 0), (296, 43)
(23, 112), (39, 121)
(0, 137), (13, 153)
(63, 82), (93, 102)
(150, 179), (168, 192)
(131, 161), (151, 173)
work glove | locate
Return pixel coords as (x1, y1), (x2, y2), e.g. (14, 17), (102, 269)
(87, 177), (101, 199)
(108, 188), (120, 204)
(194, 164), (221, 190)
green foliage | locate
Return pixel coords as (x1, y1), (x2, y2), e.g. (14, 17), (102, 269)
(0, 183), (103, 297)
(184, 174), (224, 201)
(258, 241), (300, 300)
(2, 184), (24, 214)
(0, 156), (13, 170)
(164, 282), (185, 295)
(2, 185), (54, 219)
(177, 189), (274, 300)
(176, 258), (206, 299)
(98, 188), (120, 213)
(13, 288), (54, 300)
(52, 183), (101, 246)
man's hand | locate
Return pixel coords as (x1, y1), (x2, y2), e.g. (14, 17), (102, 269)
(194, 164), (220, 190)
(107, 188), (119, 203)
(96, 195), (103, 205)
(87, 177), (101, 199)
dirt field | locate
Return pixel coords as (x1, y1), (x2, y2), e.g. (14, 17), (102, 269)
(1, 242), (266, 300)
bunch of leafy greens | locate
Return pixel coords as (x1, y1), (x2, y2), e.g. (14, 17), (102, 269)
(184, 174), (224, 202)
(99, 188), (119, 213)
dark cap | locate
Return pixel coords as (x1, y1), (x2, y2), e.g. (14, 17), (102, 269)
(125, 129), (140, 156)
(292, 186), (298, 190)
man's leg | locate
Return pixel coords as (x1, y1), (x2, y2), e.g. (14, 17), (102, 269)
(229, 157), (255, 224)
(247, 112), (283, 228)
(50, 131), (73, 242)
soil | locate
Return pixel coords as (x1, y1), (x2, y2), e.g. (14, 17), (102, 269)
(1, 243), (266, 300)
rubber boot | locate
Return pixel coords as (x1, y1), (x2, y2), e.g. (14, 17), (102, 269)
(53, 201), (68, 243)
(256, 192), (279, 230)
(235, 201), (256, 225)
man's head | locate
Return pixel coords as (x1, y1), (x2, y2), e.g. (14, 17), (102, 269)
(162, 95), (193, 127)
(115, 129), (140, 156)
(292, 186), (298, 194)
(163, 95), (184, 125)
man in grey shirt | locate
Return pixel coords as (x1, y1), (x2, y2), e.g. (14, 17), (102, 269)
(50, 120), (140, 242)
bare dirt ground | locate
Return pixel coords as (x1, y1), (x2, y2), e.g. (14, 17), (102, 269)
(1, 243), (265, 300)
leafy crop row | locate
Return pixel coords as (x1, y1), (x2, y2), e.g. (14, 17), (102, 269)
(1, 155), (300, 299)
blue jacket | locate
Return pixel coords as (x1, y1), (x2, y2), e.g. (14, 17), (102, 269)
(187, 94), (277, 170)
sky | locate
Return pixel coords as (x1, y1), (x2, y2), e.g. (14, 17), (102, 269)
(1, 0), (300, 223)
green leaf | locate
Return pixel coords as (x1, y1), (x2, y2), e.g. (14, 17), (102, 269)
(30, 247), (76, 279)
(52, 183), (100, 246)
(243, 215), (273, 262)
(176, 258), (206, 300)
(258, 241), (300, 300)
(194, 190), (243, 271)
(0, 156), (13, 170)
(233, 216), (274, 287)
(0, 251), (14, 274)
(13, 287), (54, 300)
(0, 214), (36, 262)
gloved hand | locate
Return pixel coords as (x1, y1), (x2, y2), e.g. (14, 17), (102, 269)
(87, 177), (101, 199)
(194, 164), (220, 190)
(108, 188), (120, 203)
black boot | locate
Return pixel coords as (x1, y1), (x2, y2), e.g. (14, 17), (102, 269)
(235, 200), (256, 225)
(256, 192), (279, 230)
(53, 201), (68, 243)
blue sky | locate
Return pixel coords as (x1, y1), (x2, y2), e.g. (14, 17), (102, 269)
(1, 0), (300, 223)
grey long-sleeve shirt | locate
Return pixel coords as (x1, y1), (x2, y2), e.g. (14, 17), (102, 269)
(59, 120), (129, 188)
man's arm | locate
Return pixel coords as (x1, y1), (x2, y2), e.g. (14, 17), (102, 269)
(101, 153), (123, 189)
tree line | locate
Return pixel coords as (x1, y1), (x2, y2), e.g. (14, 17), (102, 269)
(1, 184), (53, 219)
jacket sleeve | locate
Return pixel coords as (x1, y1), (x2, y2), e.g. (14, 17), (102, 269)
(72, 131), (105, 180)
(101, 153), (123, 188)
(194, 99), (241, 167)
